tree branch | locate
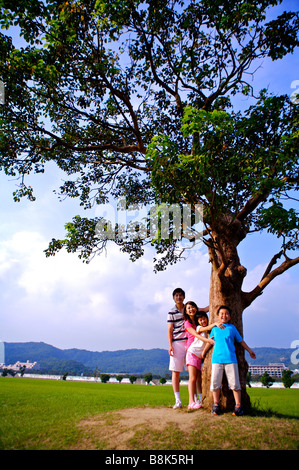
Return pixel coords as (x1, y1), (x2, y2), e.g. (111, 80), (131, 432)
(132, 16), (184, 114)
(242, 255), (299, 308)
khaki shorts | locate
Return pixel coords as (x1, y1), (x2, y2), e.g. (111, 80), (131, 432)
(169, 340), (187, 372)
(210, 363), (241, 391)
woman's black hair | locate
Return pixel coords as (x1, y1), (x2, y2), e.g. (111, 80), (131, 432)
(183, 301), (199, 323)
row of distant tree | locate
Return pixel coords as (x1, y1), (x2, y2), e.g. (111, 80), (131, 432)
(0, 367), (160, 385)
(2, 365), (298, 389)
(92, 369), (154, 384)
(90, 370), (169, 385)
(247, 370), (298, 389)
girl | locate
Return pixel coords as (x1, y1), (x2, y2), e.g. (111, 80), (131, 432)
(183, 301), (215, 410)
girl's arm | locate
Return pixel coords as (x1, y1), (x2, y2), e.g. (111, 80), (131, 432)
(197, 321), (225, 333)
(202, 341), (213, 358)
(185, 326), (215, 345)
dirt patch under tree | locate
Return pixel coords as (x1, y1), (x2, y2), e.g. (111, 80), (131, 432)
(72, 406), (299, 450)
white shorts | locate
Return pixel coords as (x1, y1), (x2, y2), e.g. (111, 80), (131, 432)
(210, 363), (241, 391)
(169, 340), (187, 372)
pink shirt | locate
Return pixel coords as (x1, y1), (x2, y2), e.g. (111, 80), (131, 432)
(184, 320), (197, 349)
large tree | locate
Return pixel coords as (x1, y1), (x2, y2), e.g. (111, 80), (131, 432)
(1, 0), (299, 410)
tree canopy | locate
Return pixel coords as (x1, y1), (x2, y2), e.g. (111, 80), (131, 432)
(0, 0), (298, 288)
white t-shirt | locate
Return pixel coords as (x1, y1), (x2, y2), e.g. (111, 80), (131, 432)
(187, 326), (208, 358)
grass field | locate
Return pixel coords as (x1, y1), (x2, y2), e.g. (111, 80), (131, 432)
(0, 377), (298, 450)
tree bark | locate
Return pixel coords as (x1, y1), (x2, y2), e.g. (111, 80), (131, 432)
(201, 217), (250, 412)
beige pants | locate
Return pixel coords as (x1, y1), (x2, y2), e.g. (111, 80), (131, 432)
(210, 363), (241, 391)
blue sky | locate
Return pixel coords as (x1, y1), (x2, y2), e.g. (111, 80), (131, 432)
(0, 1), (299, 354)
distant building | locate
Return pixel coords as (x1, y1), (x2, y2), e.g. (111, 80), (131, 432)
(0, 341), (4, 365)
(248, 363), (287, 378)
(1, 360), (39, 371)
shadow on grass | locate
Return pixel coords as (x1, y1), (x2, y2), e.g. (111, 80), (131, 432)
(247, 398), (299, 421)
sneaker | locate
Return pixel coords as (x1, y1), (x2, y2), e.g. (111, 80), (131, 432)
(232, 404), (244, 416)
(173, 401), (182, 409)
(211, 402), (220, 415)
(193, 402), (202, 409)
(188, 402), (202, 410)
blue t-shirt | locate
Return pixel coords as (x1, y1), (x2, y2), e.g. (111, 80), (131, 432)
(210, 323), (243, 364)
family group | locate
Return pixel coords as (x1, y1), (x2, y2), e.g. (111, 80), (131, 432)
(167, 287), (256, 416)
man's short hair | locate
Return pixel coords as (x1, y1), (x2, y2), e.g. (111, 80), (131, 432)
(172, 287), (185, 298)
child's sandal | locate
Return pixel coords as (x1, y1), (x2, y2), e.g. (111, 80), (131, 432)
(211, 402), (220, 415)
(232, 404), (244, 416)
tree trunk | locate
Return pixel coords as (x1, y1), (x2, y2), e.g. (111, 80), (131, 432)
(201, 217), (250, 412)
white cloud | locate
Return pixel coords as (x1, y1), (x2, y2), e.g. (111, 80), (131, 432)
(0, 225), (212, 350)
(0, 219), (298, 352)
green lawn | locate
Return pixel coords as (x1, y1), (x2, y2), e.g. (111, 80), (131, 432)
(247, 387), (299, 419)
(0, 377), (298, 450)
(0, 377), (180, 449)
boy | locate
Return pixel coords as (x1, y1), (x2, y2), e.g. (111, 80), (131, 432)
(206, 305), (256, 416)
(167, 288), (208, 409)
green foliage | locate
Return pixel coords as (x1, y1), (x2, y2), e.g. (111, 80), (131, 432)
(282, 369), (294, 389)
(1, 1), (298, 198)
(1, 368), (15, 377)
(129, 375), (137, 384)
(37, 358), (93, 376)
(143, 373), (153, 384)
(0, 0), (298, 280)
(148, 97), (299, 244)
(100, 373), (110, 383)
(260, 371), (273, 388)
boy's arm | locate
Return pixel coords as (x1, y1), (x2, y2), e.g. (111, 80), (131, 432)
(240, 340), (256, 359)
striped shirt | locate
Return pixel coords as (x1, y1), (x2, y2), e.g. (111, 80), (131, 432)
(167, 305), (187, 342)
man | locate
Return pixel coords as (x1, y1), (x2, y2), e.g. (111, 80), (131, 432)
(168, 287), (187, 408)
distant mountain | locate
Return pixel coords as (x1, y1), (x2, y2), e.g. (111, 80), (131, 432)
(3, 342), (296, 376)
(245, 347), (295, 369)
(3, 342), (170, 375)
